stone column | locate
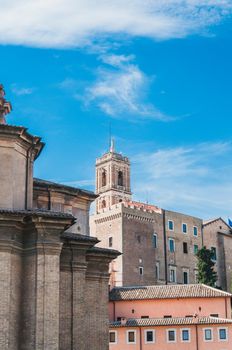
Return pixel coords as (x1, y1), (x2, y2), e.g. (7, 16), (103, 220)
(84, 248), (120, 350)
(0, 244), (13, 350)
(60, 234), (98, 350)
(20, 214), (73, 350)
(0, 216), (23, 350)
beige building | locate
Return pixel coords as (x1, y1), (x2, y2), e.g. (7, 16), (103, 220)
(0, 85), (119, 350)
(91, 143), (232, 291)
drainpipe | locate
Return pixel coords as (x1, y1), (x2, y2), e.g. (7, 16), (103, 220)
(162, 209), (168, 284)
(70, 243), (74, 350)
(195, 324), (199, 350)
(139, 327), (142, 350)
(113, 301), (116, 321)
(225, 297), (228, 318)
(201, 223), (204, 247)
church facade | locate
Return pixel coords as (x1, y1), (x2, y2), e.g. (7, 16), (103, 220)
(0, 85), (119, 350)
(90, 142), (232, 291)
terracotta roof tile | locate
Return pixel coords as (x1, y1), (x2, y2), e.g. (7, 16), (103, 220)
(110, 316), (232, 327)
(109, 284), (232, 301)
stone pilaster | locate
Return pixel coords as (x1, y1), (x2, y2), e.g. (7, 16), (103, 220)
(0, 216), (23, 350)
(0, 243), (14, 350)
(20, 212), (74, 350)
(60, 234), (98, 350)
(84, 248), (120, 350)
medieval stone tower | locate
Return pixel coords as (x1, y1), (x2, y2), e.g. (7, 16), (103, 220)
(95, 139), (132, 213)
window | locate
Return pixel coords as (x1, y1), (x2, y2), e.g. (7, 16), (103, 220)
(137, 235), (141, 243)
(169, 267), (176, 283)
(194, 244), (198, 255)
(152, 233), (157, 248)
(183, 242), (188, 254)
(145, 330), (155, 343)
(168, 220), (174, 231)
(193, 226), (198, 236)
(139, 266), (144, 276)
(181, 329), (190, 342)
(109, 237), (113, 247)
(101, 199), (106, 209)
(155, 262), (160, 280)
(127, 330), (136, 344)
(109, 331), (117, 343)
(102, 169), (107, 187)
(169, 238), (175, 252)
(211, 247), (217, 261)
(164, 315), (172, 318)
(218, 328), (227, 341)
(118, 171), (123, 186)
(183, 271), (189, 284)
(141, 316), (149, 319)
(204, 328), (213, 341)
(167, 329), (176, 342)
(210, 314), (219, 318)
(182, 223), (187, 234)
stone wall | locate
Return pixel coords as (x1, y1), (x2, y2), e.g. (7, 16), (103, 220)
(203, 219), (232, 291)
(165, 210), (203, 284)
(91, 204), (205, 287)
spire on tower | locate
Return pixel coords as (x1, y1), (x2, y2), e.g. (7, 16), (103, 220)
(0, 84), (12, 125)
(110, 137), (115, 153)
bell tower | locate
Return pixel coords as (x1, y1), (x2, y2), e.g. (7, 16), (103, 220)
(95, 139), (132, 213)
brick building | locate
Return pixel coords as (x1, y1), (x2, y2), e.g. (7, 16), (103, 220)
(90, 143), (232, 291)
(0, 85), (119, 350)
(108, 284), (232, 350)
(203, 218), (232, 291)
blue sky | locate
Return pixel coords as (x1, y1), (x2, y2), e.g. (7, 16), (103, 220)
(1, 1), (232, 219)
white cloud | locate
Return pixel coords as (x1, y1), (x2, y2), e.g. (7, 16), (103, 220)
(132, 142), (232, 219)
(0, 1), (231, 48)
(11, 84), (34, 96)
(77, 54), (172, 120)
(99, 54), (136, 68)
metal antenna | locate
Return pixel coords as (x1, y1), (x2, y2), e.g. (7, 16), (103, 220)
(109, 122), (111, 151)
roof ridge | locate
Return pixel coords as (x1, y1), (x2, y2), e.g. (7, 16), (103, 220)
(201, 283), (232, 296)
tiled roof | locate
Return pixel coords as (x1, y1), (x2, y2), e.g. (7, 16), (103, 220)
(61, 232), (99, 243)
(109, 284), (232, 301)
(203, 218), (218, 225)
(203, 217), (231, 230)
(0, 208), (74, 219)
(110, 316), (232, 328)
(34, 178), (97, 199)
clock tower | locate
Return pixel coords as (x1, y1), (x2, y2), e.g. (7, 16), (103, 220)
(95, 139), (132, 213)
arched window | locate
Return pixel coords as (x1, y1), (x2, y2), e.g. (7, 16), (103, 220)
(102, 199), (106, 209)
(102, 169), (107, 187)
(118, 171), (123, 186)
